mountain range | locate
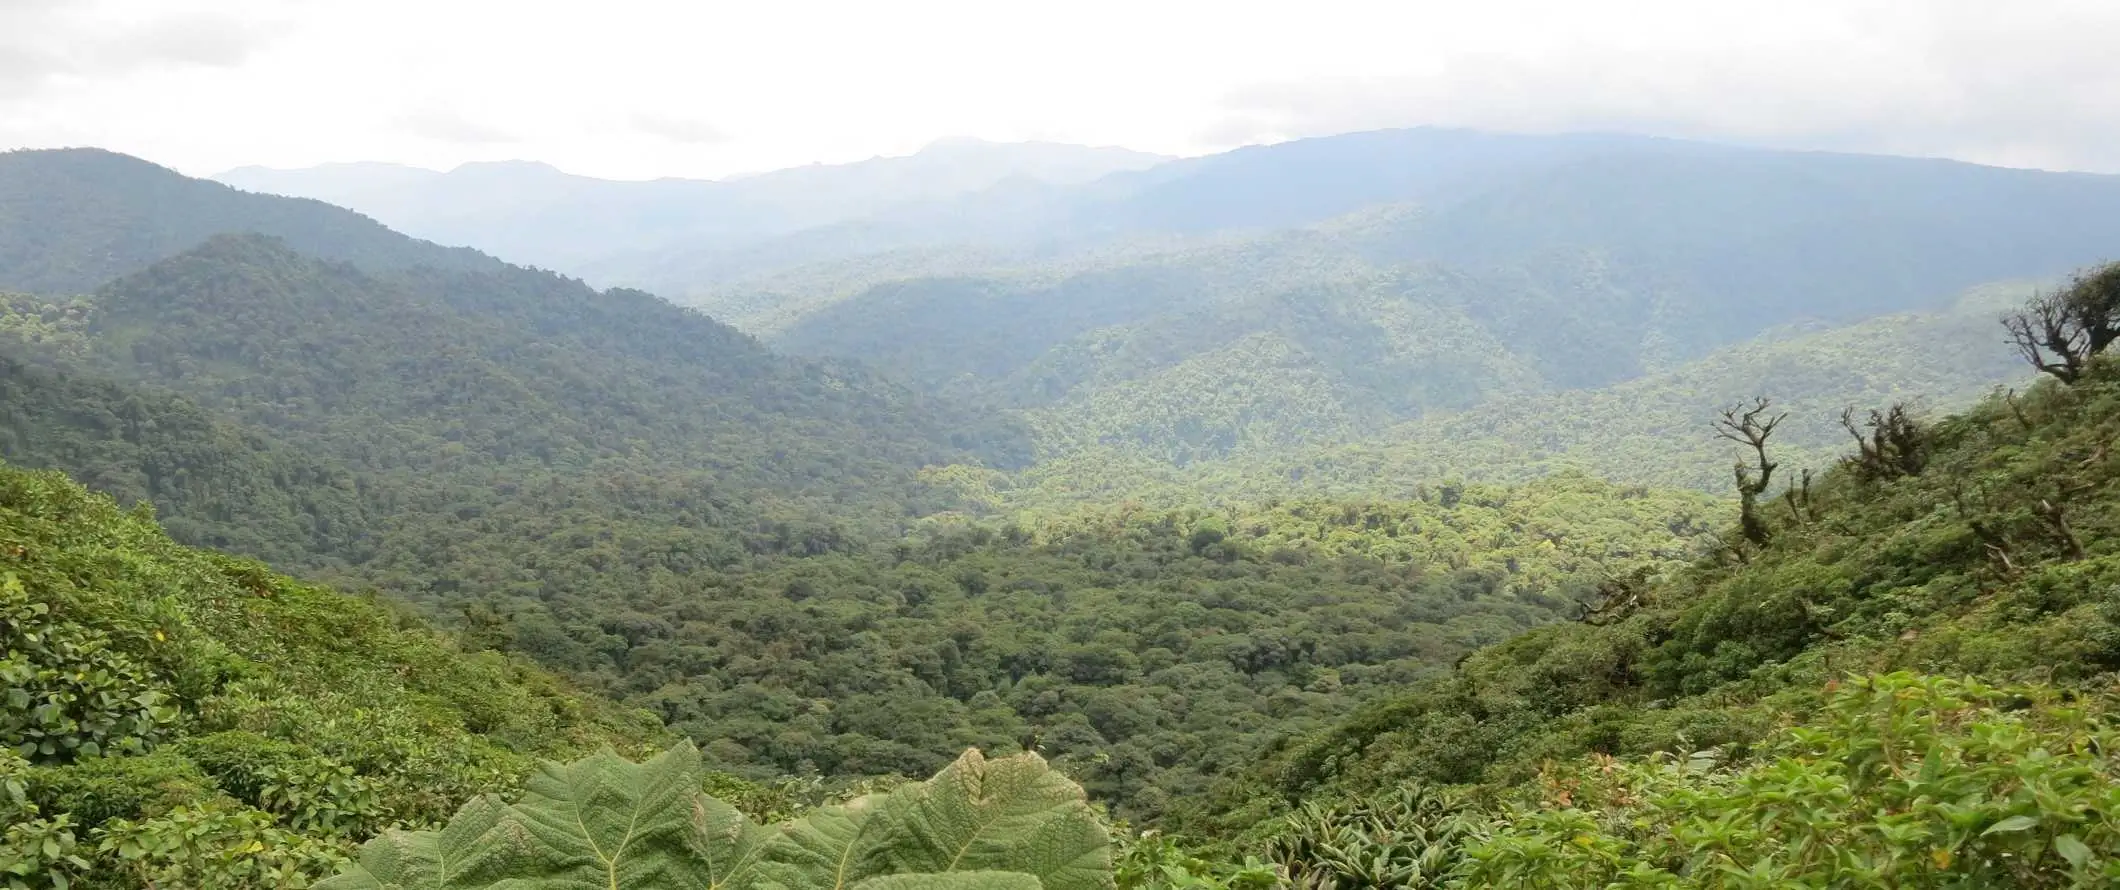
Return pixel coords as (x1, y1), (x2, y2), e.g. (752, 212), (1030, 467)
(215, 138), (1169, 273)
(32, 129), (2120, 494)
(746, 133), (2120, 471)
(10, 122), (2120, 887)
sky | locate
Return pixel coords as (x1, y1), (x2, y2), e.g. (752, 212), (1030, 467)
(4, 0), (2119, 181)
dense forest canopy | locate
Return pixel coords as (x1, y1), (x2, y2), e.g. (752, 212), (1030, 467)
(6, 136), (2120, 888)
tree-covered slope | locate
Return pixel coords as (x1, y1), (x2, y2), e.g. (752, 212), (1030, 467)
(883, 280), (2032, 511)
(1172, 351), (2120, 885)
(0, 350), (369, 564)
(0, 459), (661, 888)
(751, 132), (2120, 468)
(53, 233), (1004, 487)
(1358, 146), (2120, 334)
(0, 148), (1024, 486)
(1209, 281), (2036, 495)
(445, 472), (1716, 826)
(0, 148), (499, 295)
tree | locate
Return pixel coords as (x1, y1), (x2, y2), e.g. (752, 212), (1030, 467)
(2003, 262), (2120, 383)
(1838, 403), (1929, 481)
(1714, 397), (1784, 547)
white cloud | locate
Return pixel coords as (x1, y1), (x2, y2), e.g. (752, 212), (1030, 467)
(1, 0), (2116, 178)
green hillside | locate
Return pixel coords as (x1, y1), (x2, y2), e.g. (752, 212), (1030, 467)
(10, 133), (2120, 889)
(0, 459), (661, 888)
(752, 133), (2120, 470)
(1155, 350), (2120, 887)
(0, 349), (368, 564)
(890, 281), (2032, 515)
(1215, 281), (2036, 495)
(467, 475), (1715, 823)
(0, 154), (1035, 643)
(51, 233), (1006, 488)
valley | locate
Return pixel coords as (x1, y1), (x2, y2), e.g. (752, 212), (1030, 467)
(4, 126), (2120, 889)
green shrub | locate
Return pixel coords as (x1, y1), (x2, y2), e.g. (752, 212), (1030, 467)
(1458, 673), (2120, 888)
(22, 749), (215, 829)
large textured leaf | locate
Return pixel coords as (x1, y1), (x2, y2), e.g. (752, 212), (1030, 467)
(495, 744), (721, 888)
(317, 794), (515, 889)
(320, 745), (1107, 890)
(849, 872), (1043, 890)
(320, 742), (773, 890)
(760, 795), (892, 890)
(871, 750), (1112, 890)
(689, 787), (778, 890)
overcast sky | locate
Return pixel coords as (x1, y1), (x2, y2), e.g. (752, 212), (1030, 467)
(4, 0), (2118, 180)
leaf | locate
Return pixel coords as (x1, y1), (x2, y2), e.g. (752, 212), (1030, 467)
(850, 872), (1044, 890)
(871, 750), (1113, 890)
(1981, 815), (2039, 836)
(320, 742), (772, 890)
(320, 745), (1110, 890)
(689, 790), (777, 890)
(484, 742), (727, 889)
(314, 794), (513, 890)
(2055, 834), (2092, 868)
(761, 795), (891, 890)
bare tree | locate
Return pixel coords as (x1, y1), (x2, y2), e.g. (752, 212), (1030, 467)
(1716, 397), (1786, 547)
(2003, 262), (2120, 384)
(1838, 404), (1929, 481)
(1783, 467), (1815, 524)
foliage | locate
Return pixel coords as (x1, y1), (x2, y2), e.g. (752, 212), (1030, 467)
(753, 136), (2118, 472)
(1, 572), (180, 763)
(1205, 355), (2120, 875)
(0, 349), (365, 566)
(1113, 830), (1278, 890)
(319, 742), (1113, 890)
(530, 475), (1711, 823)
(0, 460), (661, 887)
(1265, 787), (1484, 889)
(2004, 261), (2120, 383)
(1459, 674), (2120, 888)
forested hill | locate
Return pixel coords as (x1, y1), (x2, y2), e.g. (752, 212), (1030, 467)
(0, 458), (663, 885)
(0, 148), (501, 295)
(0, 352), (367, 564)
(750, 140), (2120, 469)
(1158, 348), (2120, 885)
(54, 233), (1008, 483)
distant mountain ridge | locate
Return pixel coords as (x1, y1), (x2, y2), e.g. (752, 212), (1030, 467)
(214, 138), (1172, 271)
(0, 147), (498, 295)
(727, 130), (2120, 467)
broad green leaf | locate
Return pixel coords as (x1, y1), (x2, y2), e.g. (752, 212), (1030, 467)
(690, 790), (777, 890)
(872, 750), (1112, 890)
(320, 745), (1108, 890)
(316, 794), (513, 890)
(2055, 834), (2092, 867)
(849, 872), (1042, 890)
(321, 742), (775, 890)
(1981, 815), (2039, 836)
(760, 795), (891, 890)
(478, 743), (722, 889)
